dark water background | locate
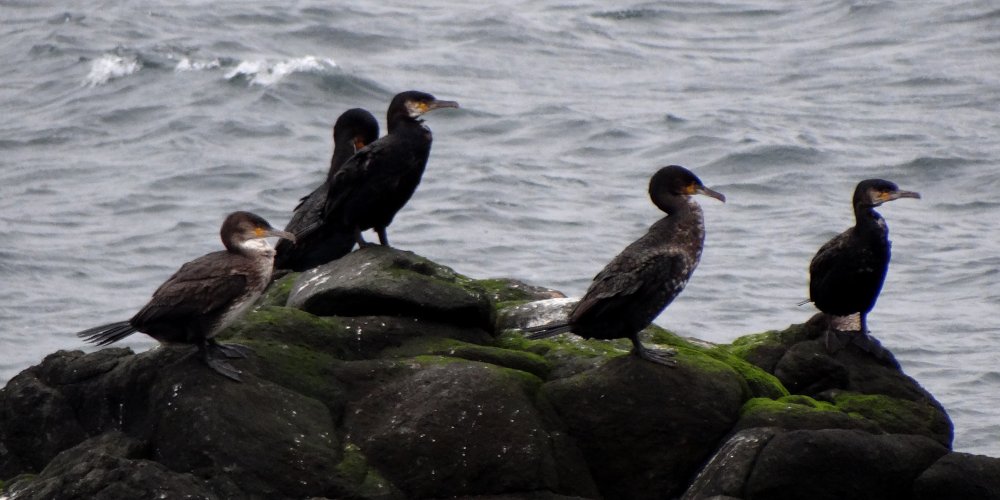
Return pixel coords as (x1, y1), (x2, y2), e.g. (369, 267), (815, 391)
(2, 0), (998, 455)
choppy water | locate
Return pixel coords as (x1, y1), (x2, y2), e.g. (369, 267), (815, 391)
(2, 0), (998, 455)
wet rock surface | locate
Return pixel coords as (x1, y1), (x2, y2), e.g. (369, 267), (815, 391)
(1, 247), (995, 499)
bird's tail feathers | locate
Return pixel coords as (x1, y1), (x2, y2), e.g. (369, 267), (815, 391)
(77, 321), (137, 346)
(524, 322), (572, 340)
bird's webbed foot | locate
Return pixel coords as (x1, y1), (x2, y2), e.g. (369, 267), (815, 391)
(198, 340), (243, 382)
(208, 338), (254, 359)
(631, 338), (678, 367)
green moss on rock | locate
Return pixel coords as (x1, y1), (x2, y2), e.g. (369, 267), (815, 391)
(382, 337), (550, 379)
(830, 392), (950, 443)
(334, 442), (401, 498)
(259, 272), (300, 307)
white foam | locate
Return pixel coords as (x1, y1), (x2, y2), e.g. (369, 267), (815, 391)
(84, 54), (141, 86)
(174, 57), (221, 72)
(223, 55), (336, 86)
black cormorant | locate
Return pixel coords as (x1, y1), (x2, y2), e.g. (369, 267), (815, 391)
(525, 165), (725, 366)
(321, 90), (459, 248)
(807, 179), (920, 343)
(76, 211), (295, 381)
(274, 108), (379, 271)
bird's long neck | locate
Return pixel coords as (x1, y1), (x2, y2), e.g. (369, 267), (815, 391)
(853, 203), (886, 236)
(327, 135), (358, 183)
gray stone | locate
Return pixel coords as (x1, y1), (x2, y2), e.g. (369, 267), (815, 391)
(287, 246), (494, 331)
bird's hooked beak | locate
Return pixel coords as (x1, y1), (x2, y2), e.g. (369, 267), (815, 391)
(695, 185), (726, 203)
(408, 98), (460, 118)
(875, 189), (921, 206)
(255, 227), (297, 243)
(426, 99), (460, 112)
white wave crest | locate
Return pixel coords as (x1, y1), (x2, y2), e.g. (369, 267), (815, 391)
(223, 56), (336, 86)
(174, 57), (221, 72)
(84, 54), (141, 86)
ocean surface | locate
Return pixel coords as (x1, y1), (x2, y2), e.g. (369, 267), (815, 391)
(2, 0), (998, 455)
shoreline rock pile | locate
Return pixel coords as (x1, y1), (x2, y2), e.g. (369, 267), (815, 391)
(1, 246), (997, 499)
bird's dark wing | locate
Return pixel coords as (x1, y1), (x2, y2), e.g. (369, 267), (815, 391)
(274, 184), (326, 260)
(570, 249), (687, 324)
(130, 251), (249, 329)
(322, 137), (399, 221)
(808, 229), (852, 298)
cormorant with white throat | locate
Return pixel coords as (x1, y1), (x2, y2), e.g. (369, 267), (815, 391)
(76, 211), (295, 381)
(525, 165), (725, 366)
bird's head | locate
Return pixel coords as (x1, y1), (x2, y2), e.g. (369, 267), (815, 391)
(649, 165), (725, 213)
(854, 179), (921, 208)
(221, 211), (296, 254)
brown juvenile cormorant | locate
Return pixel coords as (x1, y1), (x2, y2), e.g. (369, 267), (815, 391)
(807, 179), (920, 345)
(320, 90), (459, 248)
(274, 108), (380, 271)
(525, 165), (725, 366)
(76, 211), (295, 381)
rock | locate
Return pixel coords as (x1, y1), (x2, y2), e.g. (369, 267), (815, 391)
(681, 427), (779, 500)
(0, 249), (986, 499)
(542, 354), (746, 499)
(496, 297), (576, 331)
(3, 432), (216, 500)
(342, 359), (596, 499)
(725, 315), (954, 447)
(287, 246), (495, 331)
(745, 429), (947, 500)
(734, 395), (882, 434)
(913, 452), (1000, 500)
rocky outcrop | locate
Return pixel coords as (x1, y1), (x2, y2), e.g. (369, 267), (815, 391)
(1, 246), (996, 500)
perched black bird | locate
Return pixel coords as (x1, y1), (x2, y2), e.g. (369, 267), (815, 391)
(525, 165), (725, 366)
(807, 179), (920, 343)
(320, 90), (459, 248)
(274, 108), (380, 271)
(76, 211), (295, 381)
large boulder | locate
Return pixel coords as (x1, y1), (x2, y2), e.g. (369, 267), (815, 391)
(912, 452), (1000, 500)
(287, 246), (495, 331)
(744, 429), (947, 500)
(542, 353), (747, 499)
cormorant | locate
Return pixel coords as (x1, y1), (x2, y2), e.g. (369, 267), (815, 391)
(525, 165), (725, 366)
(274, 108), (380, 271)
(76, 211), (295, 381)
(807, 179), (920, 345)
(320, 90), (459, 248)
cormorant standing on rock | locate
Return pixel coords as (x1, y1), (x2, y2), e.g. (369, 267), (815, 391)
(525, 165), (725, 366)
(274, 108), (380, 271)
(76, 211), (295, 381)
(807, 179), (920, 350)
(321, 90), (459, 248)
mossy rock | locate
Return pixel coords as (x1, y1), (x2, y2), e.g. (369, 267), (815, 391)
(736, 396), (880, 434)
(726, 322), (812, 372)
(825, 390), (953, 447)
(222, 306), (493, 362)
(333, 443), (404, 499)
(259, 272), (300, 307)
(341, 359), (558, 498)
(287, 246), (495, 331)
(475, 278), (566, 317)
(381, 337), (551, 379)
(494, 330), (626, 379)
(542, 354), (746, 499)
